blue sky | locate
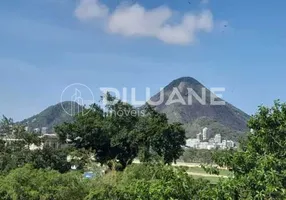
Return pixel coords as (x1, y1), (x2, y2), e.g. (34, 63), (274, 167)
(0, 0), (286, 121)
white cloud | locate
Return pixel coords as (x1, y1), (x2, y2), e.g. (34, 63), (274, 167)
(75, 0), (109, 20)
(108, 5), (172, 37)
(74, 0), (214, 45)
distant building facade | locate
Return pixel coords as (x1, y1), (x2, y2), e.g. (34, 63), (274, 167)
(214, 134), (222, 144)
(202, 127), (208, 141)
(41, 127), (48, 135)
(39, 134), (63, 149)
(185, 128), (236, 150)
(196, 132), (202, 141)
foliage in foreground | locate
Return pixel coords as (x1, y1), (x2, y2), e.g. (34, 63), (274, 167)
(86, 163), (212, 200)
(1, 100), (286, 199)
(211, 101), (286, 199)
(0, 165), (89, 200)
(0, 164), (213, 200)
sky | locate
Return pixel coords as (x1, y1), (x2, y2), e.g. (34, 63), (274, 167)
(0, 0), (286, 121)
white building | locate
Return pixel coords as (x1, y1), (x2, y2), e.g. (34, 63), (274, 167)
(226, 140), (235, 148)
(214, 134), (222, 144)
(198, 142), (208, 149)
(186, 138), (200, 148)
(39, 134), (62, 149)
(206, 144), (216, 150)
(222, 139), (227, 145)
(221, 139), (235, 149)
(1, 137), (24, 146)
(196, 132), (202, 141)
(41, 127), (48, 135)
(202, 127), (208, 141)
(209, 138), (215, 145)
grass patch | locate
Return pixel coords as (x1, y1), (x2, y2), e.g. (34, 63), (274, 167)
(187, 167), (233, 177)
(191, 175), (221, 184)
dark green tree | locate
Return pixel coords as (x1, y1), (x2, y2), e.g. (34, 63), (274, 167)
(0, 116), (14, 136)
(210, 101), (286, 199)
(0, 165), (89, 200)
(134, 105), (186, 164)
(86, 163), (211, 200)
(56, 95), (186, 169)
(56, 94), (140, 169)
(0, 116), (71, 174)
(28, 146), (71, 173)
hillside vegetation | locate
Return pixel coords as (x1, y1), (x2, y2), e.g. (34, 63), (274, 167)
(20, 101), (83, 133)
(151, 77), (250, 141)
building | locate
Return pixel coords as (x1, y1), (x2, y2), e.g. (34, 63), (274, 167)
(186, 138), (200, 148)
(202, 127), (208, 141)
(1, 137), (24, 146)
(206, 144), (216, 150)
(41, 127), (48, 135)
(39, 134), (62, 149)
(198, 142), (208, 149)
(226, 140), (235, 148)
(221, 140), (227, 149)
(221, 139), (235, 149)
(1, 133), (63, 150)
(208, 138), (215, 145)
(196, 132), (202, 141)
(214, 134), (222, 144)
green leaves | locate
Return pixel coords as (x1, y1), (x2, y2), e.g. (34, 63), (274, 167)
(0, 165), (89, 200)
(133, 105), (186, 165)
(55, 96), (186, 169)
(86, 163), (211, 200)
(209, 101), (286, 199)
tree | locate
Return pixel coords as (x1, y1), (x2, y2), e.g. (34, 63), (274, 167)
(0, 116), (14, 136)
(0, 115), (40, 150)
(28, 146), (71, 173)
(0, 165), (89, 200)
(56, 94), (140, 170)
(0, 143), (71, 174)
(86, 163), (211, 200)
(0, 116), (71, 174)
(56, 94), (186, 169)
(134, 105), (186, 164)
(210, 101), (286, 199)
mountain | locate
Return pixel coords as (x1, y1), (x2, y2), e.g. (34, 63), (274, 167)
(149, 77), (250, 141)
(20, 101), (83, 133)
(20, 77), (249, 140)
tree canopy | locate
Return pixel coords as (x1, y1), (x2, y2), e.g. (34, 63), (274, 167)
(55, 94), (186, 169)
(0, 116), (71, 174)
(210, 101), (286, 199)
